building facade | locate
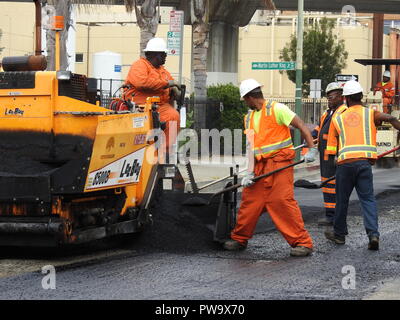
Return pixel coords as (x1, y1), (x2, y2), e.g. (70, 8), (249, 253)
(0, 2), (397, 97)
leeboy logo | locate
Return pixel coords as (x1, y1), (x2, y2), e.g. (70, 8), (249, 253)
(86, 148), (145, 190)
(106, 137), (115, 152)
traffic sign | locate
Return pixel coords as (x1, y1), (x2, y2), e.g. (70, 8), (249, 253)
(252, 61), (296, 70)
(310, 79), (321, 98)
(170, 10), (184, 32)
(335, 74), (359, 83)
(167, 31), (181, 55)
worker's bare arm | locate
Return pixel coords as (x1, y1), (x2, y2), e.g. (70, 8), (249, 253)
(290, 115), (316, 148)
(374, 111), (400, 130)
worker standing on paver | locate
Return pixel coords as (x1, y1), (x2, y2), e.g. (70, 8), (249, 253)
(374, 70), (395, 114)
(311, 82), (347, 226)
(223, 79), (316, 257)
(325, 80), (400, 250)
(124, 38), (181, 158)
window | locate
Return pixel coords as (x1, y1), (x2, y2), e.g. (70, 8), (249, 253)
(75, 53), (84, 63)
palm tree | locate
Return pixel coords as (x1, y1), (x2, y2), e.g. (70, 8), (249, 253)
(191, 0), (209, 130)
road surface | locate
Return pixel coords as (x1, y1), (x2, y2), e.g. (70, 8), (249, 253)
(0, 167), (400, 303)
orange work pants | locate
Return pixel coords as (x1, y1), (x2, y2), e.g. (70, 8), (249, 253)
(231, 157), (313, 249)
(157, 103), (180, 163)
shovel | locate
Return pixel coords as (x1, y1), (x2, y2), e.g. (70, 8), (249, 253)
(294, 145), (400, 189)
(183, 159), (305, 206)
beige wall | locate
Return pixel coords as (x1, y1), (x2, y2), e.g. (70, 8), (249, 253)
(0, 2), (394, 97)
(0, 2), (36, 57)
(239, 19), (391, 97)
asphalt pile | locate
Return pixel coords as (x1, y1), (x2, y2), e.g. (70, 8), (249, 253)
(126, 192), (220, 254)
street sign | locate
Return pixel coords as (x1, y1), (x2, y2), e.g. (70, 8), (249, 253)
(169, 10), (184, 32)
(310, 79), (321, 92)
(167, 31), (181, 55)
(335, 74), (359, 83)
(168, 10), (184, 83)
(252, 61), (296, 70)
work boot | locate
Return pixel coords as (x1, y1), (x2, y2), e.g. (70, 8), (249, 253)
(290, 246), (313, 257)
(368, 236), (379, 251)
(318, 217), (334, 226)
(223, 239), (247, 251)
(324, 230), (345, 244)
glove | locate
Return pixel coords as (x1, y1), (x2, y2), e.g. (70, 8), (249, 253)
(168, 80), (181, 89)
(304, 147), (318, 163)
(241, 172), (255, 188)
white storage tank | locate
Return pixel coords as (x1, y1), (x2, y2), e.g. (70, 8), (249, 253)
(92, 51), (123, 97)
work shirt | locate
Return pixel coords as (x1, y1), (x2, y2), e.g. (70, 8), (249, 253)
(374, 81), (395, 107)
(252, 102), (296, 133)
(124, 57), (173, 105)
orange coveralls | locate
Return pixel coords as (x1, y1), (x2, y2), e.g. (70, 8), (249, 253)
(231, 102), (313, 249)
(125, 57), (180, 153)
(374, 81), (395, 113)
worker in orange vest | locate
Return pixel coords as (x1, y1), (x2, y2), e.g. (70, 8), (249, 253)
(311, 82), (347, 226)
(223, 79), (316, 257)
(124, 38), (181, 158)
(374, 70), (395, 114)
(326, 80), (400, 250)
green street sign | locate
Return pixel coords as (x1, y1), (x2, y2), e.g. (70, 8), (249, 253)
(252, 61), (296, 70)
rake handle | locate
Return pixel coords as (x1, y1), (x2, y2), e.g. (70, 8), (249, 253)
(319, 145), (400, 188)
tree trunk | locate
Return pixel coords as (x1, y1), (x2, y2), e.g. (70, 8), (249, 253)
(191, 0), (209, 131)
(134, 0), (160, 56)
(46, 0), (72, 71)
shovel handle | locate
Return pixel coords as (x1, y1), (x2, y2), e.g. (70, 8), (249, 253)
(252, 159), (305, 182)
(209, 159), (305, 200)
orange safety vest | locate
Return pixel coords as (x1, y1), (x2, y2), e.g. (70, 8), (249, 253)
(327, 105), (377, 163)
(244, 100), (293, 160)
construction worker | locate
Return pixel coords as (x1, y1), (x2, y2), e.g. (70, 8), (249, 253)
(325, 80), (400, 250)
(311, 82), (347, 226)
(223, 79), (316, 257)
(124, 37), (181, 157)
(374, 70), (395, 114)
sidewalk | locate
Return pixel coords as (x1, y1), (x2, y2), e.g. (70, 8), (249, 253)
(363, 278), (400, 300)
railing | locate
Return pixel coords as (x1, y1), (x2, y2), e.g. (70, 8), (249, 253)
(271, 97), (329, 124)
(95, 78), (125, 108)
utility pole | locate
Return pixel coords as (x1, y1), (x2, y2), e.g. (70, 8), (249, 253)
(294, 0), (304, 159)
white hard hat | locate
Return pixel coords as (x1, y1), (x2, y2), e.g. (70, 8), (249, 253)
(240, 79), (263, 98)
(143, 38), (168, 53)
(343, 80), (363, 96)
(383, 70), (391, 78)
(325, 82), (343, 94)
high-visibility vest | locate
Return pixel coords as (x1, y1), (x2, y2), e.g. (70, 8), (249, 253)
(327, 105), (377, 163)
(316, 104), (347, 160)
(316, 104), (348, 141)
(244, 100), (293, 160)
